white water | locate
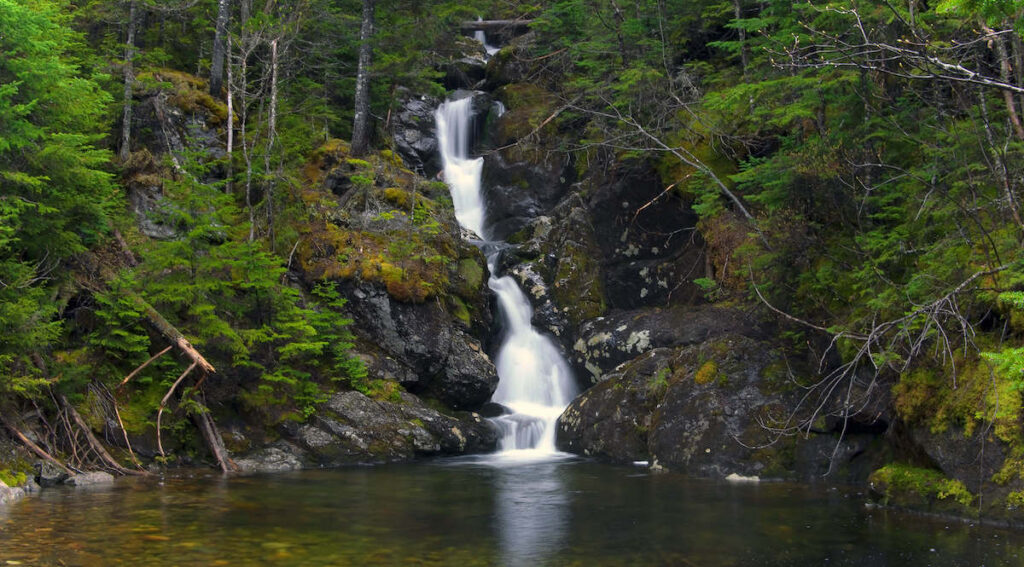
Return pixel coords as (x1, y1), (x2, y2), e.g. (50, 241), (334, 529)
(474, 18), (500, 56)
(435, 96), (576, 458)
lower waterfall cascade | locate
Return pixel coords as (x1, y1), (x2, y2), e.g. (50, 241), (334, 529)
(435, 96), (577, 457)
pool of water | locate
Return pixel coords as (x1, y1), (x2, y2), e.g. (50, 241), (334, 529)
(0, 458), (1021, 566)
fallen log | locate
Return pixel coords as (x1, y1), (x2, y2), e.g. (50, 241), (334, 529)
(137, 300), (215, 374)
(193, 408), (236, 473)
(0, 414), (73, 476)
(459, 19), (533, 32)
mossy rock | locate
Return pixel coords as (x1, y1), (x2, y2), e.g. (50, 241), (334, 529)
(869, 463), (976, 515)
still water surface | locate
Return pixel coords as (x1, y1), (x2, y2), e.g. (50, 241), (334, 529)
(0, 458), (1021, 566)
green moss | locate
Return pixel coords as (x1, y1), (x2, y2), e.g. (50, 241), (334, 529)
(870, 463), (975, 509)
(0, 469), (27, 487)
(1007, 490), (1024, 508)
(694, 360), (720, 385)
(893, 358), (1023, 452)
(457, 258), (484, 291)
(448, 296), (471, 326)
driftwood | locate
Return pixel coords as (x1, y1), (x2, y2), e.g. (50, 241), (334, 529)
(0, 413), (74, 476)
(156, 361), (197, 458)
(193, 407), (236, 473)
(460, 19), (532, 32)
(57, 394), (145, 476)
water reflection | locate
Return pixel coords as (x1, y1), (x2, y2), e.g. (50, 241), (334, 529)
(2, 461), (1023, 566)
(492, 461), (570, 567)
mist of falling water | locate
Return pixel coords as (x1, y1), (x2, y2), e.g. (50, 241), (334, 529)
(435, 96), (576, 458)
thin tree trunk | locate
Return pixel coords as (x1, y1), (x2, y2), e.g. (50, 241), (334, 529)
(350, 0), (375, 157)
(984, 24), (1024, 140)
(978, 84), (1024, 236)
(226, 35), (234, 194)
(0, 414), (73, 476)
(734, 0), (748, 74)
(264, 38), (279, 246)
(119, 0), (138, 162)
(138, 299), (216, 374)
(210, 0), (231, 95)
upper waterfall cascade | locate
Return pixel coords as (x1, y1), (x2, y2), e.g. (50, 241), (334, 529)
(435, 96), (577, 457)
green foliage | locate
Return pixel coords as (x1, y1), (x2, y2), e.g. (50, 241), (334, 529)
(0, 0), (115, 397)
(870, 463), (975, 508)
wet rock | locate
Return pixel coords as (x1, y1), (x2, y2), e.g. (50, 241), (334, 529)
(499, 195), (607, 345)
(392, 90), (443, 177)
(64, 471), (114, 487)
(342, 282), (498, 410)
(34, 461), (69, 487)
(571, 305), (762, 384)
(0, 479), (25, 505)
(442, 37), (488, 90)
(558, 335), (888, 482)
(288, 391), (498, 465)
(585, 160), (705, 309)
(234, 443), (304, 474)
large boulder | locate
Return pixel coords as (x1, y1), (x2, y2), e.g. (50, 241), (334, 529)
(342, 282), (498, 409)
(64, 471), (114, 487)
(441, 36), (488, 90)
(286, 391), (498, 466)
(571, 305), (763, 384)
(558, 335), (889, 482)
(391, 90), (443, 177)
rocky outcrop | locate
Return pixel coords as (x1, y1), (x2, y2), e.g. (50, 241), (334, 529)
(557, 334), (889, 482)
(391, 90), (443, 177)
(571, 305), (762, 384)
(293, 391), (495, 466)
(584, 160), (705, 310)
(64, 471), (115, 487)
(442, 37), (488, 90)
(342, 282), (498, 409)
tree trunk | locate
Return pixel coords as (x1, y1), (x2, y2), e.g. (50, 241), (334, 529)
(734, 0), (748, 74)
(985, 23), (1024, 140)
(210, 0), (231, 96)
(264, 37), (279, 246)
(350, 0), (375, 157)
(119, 0), (138, 162)
(226, 35), (234, 194)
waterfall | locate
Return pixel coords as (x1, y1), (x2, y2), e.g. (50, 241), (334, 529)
(435, 96), (577, 458)
(474, 17), (500, 56)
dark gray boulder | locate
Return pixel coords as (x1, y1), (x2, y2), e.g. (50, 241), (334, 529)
(64, 471), (114, 487)
(343, 282), (498, 410)
(34, 461), (69, 487)
(392, 90), (442, 177)
(571, 305), (763, 384)
(584, 160), (705, 310)
(558, 335), (889, 482)
(288, 391), (498, 466)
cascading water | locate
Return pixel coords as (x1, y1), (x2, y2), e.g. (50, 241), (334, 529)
(474, 17), (500, 56)
(435, 97), (576, 457)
